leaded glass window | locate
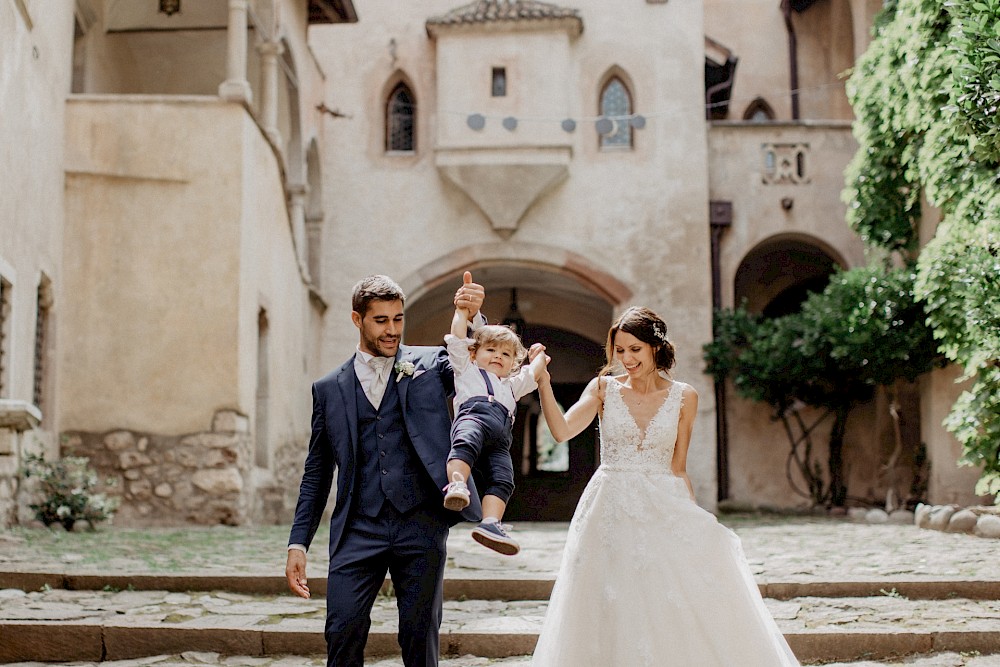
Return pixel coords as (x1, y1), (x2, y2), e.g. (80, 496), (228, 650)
(386, 83), (415, 152)
(599, 76), (632, 148)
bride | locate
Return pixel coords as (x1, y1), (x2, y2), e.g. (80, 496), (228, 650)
(532, 306), (799, 667)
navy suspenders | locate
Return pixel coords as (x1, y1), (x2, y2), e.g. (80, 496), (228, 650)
(478, 367), (496, 402)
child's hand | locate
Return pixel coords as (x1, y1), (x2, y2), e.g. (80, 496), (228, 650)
(527, 342), (546, 361)
(528, 344), (550, 382)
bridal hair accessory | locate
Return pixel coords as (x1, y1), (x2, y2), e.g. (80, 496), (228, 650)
(652, 323), (669, 345)
(395, 360), (415, 382)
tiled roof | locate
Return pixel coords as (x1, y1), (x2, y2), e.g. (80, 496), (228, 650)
(427, 0), (582, 33)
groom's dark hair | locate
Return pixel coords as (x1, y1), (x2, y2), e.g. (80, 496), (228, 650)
(352, 275), (406, 317)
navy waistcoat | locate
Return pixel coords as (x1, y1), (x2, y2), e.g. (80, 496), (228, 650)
(355, 373), (435, 517)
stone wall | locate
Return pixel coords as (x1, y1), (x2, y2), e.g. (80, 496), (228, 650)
(62, 411), (253, 527)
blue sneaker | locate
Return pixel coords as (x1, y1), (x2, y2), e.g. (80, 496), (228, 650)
(471, 521), (520, 556)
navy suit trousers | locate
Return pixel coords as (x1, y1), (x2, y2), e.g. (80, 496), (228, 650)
(325, 503), (449, 667)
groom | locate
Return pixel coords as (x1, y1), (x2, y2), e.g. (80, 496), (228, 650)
(286, 273), (485, 667)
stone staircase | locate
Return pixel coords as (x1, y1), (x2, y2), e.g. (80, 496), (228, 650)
(3, 571), (1000, 664)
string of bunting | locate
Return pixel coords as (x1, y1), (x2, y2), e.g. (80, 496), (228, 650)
(461, 111), (648, 135)
(421, 81), (850, 136)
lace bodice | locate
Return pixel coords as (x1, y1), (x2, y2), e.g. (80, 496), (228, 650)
(598, 378), (684, 472)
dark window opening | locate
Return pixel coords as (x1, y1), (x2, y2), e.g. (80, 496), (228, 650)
(386, 83), (415, 152)
(33, 278), (52, 413)
(0, 278), (10, 396)
(492, 67), (507, 97)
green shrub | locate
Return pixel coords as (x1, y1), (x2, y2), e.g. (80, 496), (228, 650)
(20, 453), (119, 531)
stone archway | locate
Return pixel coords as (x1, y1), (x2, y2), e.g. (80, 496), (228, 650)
(734, 234), (845, 317)
(401, 251), (628, 519)
(726, 235), (846, 507)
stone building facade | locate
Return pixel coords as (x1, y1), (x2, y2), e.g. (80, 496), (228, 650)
(0, 0), (985, 527)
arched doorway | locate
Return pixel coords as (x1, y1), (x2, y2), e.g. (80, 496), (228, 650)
(734, 236), (844, 316)
(724, 236), (848, 506)
(403, 262), (616, 520)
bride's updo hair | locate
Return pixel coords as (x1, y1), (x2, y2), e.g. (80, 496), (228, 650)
(600, 306), (676, 376)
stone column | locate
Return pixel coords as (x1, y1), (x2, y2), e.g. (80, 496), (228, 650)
(259, 41), (284, 146)
(288, 184), (308, 278)
(0, 400), (42, 528)
(219, 0), (252, 103)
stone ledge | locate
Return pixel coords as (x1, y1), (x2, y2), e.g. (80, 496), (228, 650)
(3, 622), (1000, 663)
(6, 570), (1000, 602)
(0, 400), (42, 431)
(0, 622), (103, 662)
(786, 631), (934, 663)
(104, 624), (263, 661)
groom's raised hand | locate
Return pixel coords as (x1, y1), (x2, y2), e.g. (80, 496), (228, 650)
(454, 271), (485, 318)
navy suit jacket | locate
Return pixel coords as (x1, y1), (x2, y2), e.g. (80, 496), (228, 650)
(289, 344), (483, 556)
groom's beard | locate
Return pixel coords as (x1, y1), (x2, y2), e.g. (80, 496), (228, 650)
(360, 327), (400, 358)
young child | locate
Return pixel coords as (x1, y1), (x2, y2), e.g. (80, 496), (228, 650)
(442, 303), (547, 555)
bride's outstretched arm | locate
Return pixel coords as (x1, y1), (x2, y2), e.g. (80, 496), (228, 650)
(671, 385), (700, 501)
(538, 373), (602, 443)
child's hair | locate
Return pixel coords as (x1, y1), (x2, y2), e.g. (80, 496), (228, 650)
(469, 325), (528, 373)
(599, 306), (676, 377)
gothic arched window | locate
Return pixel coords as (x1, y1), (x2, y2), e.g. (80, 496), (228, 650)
(599, 76), (633, 149)
(743, 97), (776, 123)
(386, 83), (416, 152)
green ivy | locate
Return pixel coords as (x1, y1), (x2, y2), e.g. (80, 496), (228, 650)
(844, 0), (1000, 501)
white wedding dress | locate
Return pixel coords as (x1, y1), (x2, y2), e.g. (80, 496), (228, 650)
(532, 378), (800, 667)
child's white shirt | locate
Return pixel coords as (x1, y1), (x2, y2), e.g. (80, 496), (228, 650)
(445, 334), (538, 415)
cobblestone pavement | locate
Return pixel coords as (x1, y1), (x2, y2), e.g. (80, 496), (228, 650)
(1, 516), (997, 582)
(2, 515), (999, 666)
(3, 585), (1000, 633)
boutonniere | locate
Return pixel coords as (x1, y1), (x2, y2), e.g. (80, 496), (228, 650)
(395, 360), (415, 382)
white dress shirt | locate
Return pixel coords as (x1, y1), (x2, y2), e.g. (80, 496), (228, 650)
(354, 348), (394, 407)
(445, 334), (537, 416)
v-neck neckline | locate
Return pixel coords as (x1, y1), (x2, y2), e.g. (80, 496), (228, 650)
(613, 377), (675, 445)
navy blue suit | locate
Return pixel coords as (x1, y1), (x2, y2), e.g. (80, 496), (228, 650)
(289, 344), (482, 666)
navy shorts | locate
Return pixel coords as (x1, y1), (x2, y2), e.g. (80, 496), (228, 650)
(448, 396), (515, 503)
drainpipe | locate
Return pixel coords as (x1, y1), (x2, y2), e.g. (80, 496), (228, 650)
(781, 0), (800, 120)
(709, 201), (733, 501)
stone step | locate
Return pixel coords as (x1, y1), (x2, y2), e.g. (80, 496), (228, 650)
(2, 589), (1000, 664)
(4, 569), (1000, 601)
(7, 653), (1000, 667)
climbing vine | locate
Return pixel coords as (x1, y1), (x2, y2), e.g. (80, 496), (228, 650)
(843, 0), (1000, 500)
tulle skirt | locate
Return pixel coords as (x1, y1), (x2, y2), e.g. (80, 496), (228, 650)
(531, 467), (800, 667)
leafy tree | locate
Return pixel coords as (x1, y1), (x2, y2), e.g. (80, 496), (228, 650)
(843, 0), (1000, 501)
(706, 266), (939, 507)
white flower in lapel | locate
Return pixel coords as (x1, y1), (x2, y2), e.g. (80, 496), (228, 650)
(395, 360), (416, 382)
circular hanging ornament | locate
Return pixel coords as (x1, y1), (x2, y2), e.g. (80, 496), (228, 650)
(502, 116), (518, 131)
(595, 117), (614, 135)
(467, 114), (486, 130)
(630, 115), (647, 129)
(561, 118), (577, 133)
